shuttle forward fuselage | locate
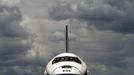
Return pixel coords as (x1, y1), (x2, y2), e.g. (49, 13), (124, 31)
(44, 53), (88, 75)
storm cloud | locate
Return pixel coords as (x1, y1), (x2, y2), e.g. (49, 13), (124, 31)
(0, 0), (41, 75)
(1, 0), (134, 75)
(49, 0), (134, 33)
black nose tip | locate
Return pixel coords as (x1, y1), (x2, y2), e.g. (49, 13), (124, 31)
(62, 65), (72, 68)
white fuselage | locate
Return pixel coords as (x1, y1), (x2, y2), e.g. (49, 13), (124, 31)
(44, 53), (88, 75)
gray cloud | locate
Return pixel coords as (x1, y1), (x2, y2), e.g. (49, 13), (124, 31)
(1, 0), (134, 75)
(49, 0), (134, 33)
(0, 1), (39, 75)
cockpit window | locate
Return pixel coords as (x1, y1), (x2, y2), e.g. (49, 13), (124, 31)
(52, 56), (82, 64)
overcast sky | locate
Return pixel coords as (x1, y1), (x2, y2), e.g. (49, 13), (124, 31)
(0, 0), (134, 75)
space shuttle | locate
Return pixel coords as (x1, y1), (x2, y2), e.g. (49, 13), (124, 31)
(44, 25), (89, 75)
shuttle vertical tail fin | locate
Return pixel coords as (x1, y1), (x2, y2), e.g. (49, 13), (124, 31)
(65, 25), (69, 53)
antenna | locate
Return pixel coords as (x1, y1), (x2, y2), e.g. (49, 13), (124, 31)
(65, 25), (69, 53)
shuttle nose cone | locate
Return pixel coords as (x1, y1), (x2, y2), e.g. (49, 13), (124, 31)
(52, 66), (81, 75)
